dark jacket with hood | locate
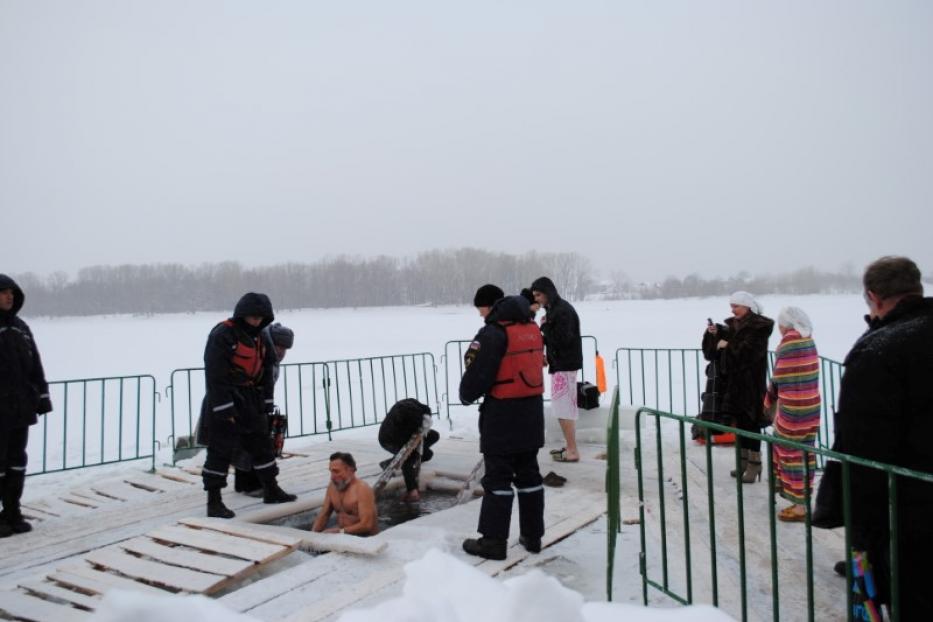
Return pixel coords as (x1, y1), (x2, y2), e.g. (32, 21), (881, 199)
(0, 274), (52, 431)
(460, 295), (545, 455)
(531, 277), (583, 373)
(702, 312), (774, 427)
(831, 296), (933, 610)
(379, 398), (432, 449)
(201, 293), (276, 447)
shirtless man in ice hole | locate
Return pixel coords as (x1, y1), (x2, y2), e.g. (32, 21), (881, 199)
(311, 452), (379, 536)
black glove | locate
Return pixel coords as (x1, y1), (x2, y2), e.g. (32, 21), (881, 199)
(37, 396), (53, 414)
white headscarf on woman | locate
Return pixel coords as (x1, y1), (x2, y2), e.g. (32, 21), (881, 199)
(778, 306), (813, 338)
(729, 291), (762, 315)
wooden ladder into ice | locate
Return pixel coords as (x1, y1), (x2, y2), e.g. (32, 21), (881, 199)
(0, 518), (301, 621)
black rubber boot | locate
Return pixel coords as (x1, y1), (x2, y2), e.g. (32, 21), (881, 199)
(2, 472), (31, 533)
(462, 537), (507, 560)
(263, 483), (297, 504)
(0, 521), (12, 538)
(207, 489), (235, 519)
(519, 536), (541, 553)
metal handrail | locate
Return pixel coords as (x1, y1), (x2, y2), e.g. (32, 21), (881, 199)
(605, 403), (931, 621)
(30, 374), (158, 475)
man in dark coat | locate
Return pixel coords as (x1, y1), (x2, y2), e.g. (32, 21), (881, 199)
(234, 321), (295, 494)
(0, 274), (53, 537)
(704, 291), (774, 482)
(460, 292), (545, 560)
(832, 256), (933, 619)
(378, 398), (438, 502)
(531, 276), (583, 463)
(200, 293), (296, 518)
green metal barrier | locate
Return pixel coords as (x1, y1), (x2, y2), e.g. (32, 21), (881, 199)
(605, 404), (933, 621)
(28, 375), (158, 475)
(613, 347), (843, 456)
(442, 335), (600, 418)
(167, 352), (439, 462)
(605, 386), (622, 600)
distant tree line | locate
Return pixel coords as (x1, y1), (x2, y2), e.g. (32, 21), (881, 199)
(11, 252), (880, 318)
(606, 267), (863, 300)
(12, 249), (594, 317)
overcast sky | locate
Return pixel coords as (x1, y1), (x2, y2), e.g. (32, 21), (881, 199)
(1, 1), (931, 282)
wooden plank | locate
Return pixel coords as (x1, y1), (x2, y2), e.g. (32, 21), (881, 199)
(70, 489), (123, 504)
(124, 475), (191, 493)
(85, 548), (224, 594)
(179, 517), (303, 547)
(18, 580), (101, 611)
(0, 589), (92, 622)
(89, 480), (157, 502)
(280, 568), (404, 622)
(216, 521), (387, 556)
(147, 525), (287, 562)
(22, 497), (82, 517)
(218, 562), (330, 612)
(48, 566), (167, 596)
(154, 467), (202, 485)
(119, 536), (255, 578)
(60, 495), (100, 509)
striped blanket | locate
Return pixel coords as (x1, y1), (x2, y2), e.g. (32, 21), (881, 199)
(767, 329), (822, 505)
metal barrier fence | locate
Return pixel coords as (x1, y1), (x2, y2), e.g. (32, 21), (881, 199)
(441, 335), (600, 417)
(28, 375), (158, 475)
(605, 404), (933, 622)
(613, 347), (844, 455)
(166, 352), (439, 462)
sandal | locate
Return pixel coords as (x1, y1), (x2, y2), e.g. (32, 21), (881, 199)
(542, 471), (567, 487)
(549, 447), (566, 456)
(778, 506), (806, 522)
(551, 449), (579, 463)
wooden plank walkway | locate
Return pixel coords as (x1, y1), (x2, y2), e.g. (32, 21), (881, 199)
(0, 519), (301, 620)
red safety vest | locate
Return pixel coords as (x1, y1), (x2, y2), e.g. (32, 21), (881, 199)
(490, 322), (545, 399)
(223, 320), (266, 384)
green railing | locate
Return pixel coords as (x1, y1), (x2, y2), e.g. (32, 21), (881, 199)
(605, 404), (933, 621)
(613, 347), (844, 456)
(166, 352), (439, 462)
(605, 386), (622, 600)
(29, 375), (158, 475)
(442, 335), (600, 418)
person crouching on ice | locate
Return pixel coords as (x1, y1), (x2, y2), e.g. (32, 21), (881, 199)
(378, 398), (438, 502)
(312, 452), (379, 536)
(460, 291), (546, 561)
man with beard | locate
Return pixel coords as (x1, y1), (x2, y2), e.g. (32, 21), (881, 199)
(312, 452), (378, 536)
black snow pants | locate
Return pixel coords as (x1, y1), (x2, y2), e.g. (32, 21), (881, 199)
(0, 426), (29, 521)
(382, 429), (440, 491)
(478, 450), (544, 541)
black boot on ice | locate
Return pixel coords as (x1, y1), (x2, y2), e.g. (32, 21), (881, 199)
(519, 535), (542, 553)
(207, 489), (235, 519)
(263, 483), (297, 504)
(462, 537), (507, 560)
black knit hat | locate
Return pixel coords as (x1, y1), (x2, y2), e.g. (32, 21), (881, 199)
(473, 284), (504, 308)
(268, 323), (294, 349)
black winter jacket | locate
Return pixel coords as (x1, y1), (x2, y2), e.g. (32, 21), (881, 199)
(703, 312), (774, 427)
(201, 293), (276, 447)
(833, 296), (933, 604)
(460, 295), (544, 455)
(0, 274), (52, 431)
(531, 277), (583, 373)
(379, 398), (432, 448)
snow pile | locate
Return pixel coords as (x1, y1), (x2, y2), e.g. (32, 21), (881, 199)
(338, 549), (734, 622)
(91, 589), (259, 622)
(88, 549), (733, 622)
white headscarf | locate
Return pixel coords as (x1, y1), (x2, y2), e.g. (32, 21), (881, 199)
(778, 306), (813, 338)
(729, 291), (762, 315)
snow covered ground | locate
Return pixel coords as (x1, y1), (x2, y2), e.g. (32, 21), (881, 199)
(11, 294), (869, 621)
